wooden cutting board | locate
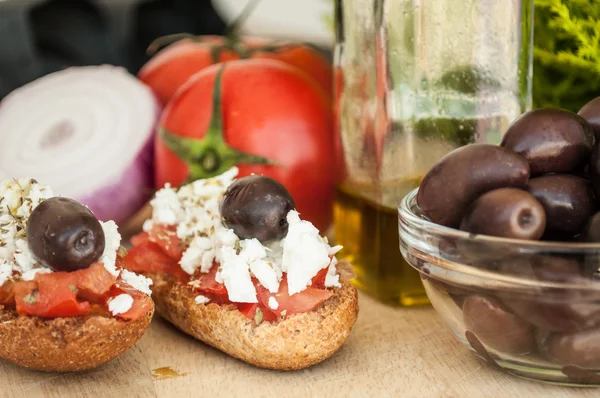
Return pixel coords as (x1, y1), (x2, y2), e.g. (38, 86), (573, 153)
(0, 293), (594, 398)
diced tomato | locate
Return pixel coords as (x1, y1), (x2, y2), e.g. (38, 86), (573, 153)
(124, 241), (189, 282)
(311, 267), (329, 289)
(14, 273), (90, 318)
(74, 262), (117, 301)
(148, 225), (184, 261)
(130, 232), (150, 247)
(237, 302), (278, 323)
(0, 281), (14, 306)
(194, 264), (226, 295)
(192, 265), (230, 304)
(255, 275), (332, 317)
(107, 281), (153, 321)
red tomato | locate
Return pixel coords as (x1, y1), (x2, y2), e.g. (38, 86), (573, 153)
(108, 281), (153, 321)
(14, 274), (90, 318)
(0, 281), (14, 305)
(148, 224), (184, 260)
(193, 263), (227, 296)
(237, 302), (277, 323)
(75, 262), (117, 301)
(124, 240), (189, 282)
(131, 232), (150, 247)
(156, 59), (334, 232)
(311, 267), (329, 290)
(139, 36), (332, 106)
(254, 275), (332, 317)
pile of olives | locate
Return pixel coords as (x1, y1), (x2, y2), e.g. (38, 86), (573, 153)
(220, 175), (296, 243)
(27, 197), (105, 272)
(418, 100), (600, 242)
(416, 96), (600, 371)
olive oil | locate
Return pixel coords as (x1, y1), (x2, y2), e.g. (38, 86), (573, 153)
(334, 183), (429, 307)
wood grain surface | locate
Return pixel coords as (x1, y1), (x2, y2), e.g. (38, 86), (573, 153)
(0, 293), (595, 398)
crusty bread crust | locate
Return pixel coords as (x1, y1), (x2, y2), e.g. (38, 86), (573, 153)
(0, 295), (154, 372)
(147, 266), (359, 371)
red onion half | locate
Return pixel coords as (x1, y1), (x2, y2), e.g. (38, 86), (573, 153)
(0, 65), (159, 224)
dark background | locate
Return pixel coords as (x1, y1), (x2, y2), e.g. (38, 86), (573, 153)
(0, 0), (226, 100)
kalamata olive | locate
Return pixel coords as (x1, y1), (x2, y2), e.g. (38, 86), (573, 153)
(27, 197), (105, 272)
(541, 328), (600, 368)
(220, 175), (296, 243)
(417, 144), (530, 228)
(578, 96), (600, 140)
(500, 108), (594, 176)
(526, 174), (596, 238)
(499, 256), (600, 332)
(582, 212), (600, 242)
(588, 142), (600, 200)
(460, 188), (546, 240)
(462, 295), (535, 355)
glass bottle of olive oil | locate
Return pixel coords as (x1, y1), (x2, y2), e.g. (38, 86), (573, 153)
(333, 0), (532, 306)
(334, 180), (429, 306)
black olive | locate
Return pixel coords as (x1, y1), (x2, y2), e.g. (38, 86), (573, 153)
(526, 174), (596, 238)
(27, 197), (105, 272)
(417, 144), (530, 228)
(500, 108), (594, 176)
(459, 188), (546, 240)
(220, 175), (296, 243)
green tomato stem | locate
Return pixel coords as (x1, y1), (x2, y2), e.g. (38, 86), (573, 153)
(159, 64), (278, 182)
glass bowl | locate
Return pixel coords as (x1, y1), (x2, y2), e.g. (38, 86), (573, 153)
(399, 188), (600, 386)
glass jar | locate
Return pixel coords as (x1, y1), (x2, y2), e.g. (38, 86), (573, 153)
(333, 0), (534, 306)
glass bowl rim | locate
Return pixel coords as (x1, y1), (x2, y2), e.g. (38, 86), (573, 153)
(398, 188), (600, 294)
(399, 188), (600, 251)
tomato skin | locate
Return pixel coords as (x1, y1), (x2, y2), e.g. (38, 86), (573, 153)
(311, 267), (329, 290)
(139, 37), (332, 106)
(131, 232), (150, 247)
(156, 59), (335, 232)
(193, 264), (227, 296)
(14, 274), (91, 318)
(0, 281), (14, 305)
(238, 302), (277, 323)
(125, 240), (189, 282)
(147, 225), (184, 261)
(255, 275), (333, 317)
(76, 262), (118, 302)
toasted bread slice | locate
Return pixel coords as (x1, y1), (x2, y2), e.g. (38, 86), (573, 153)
(0, 296), (154, 372)
(146, 263), (359, 370)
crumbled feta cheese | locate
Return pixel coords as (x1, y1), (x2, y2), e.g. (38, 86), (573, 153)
(150, 184), (182, 225)
(328, 245), (343, 255)
(0, 261), (12, 286)
(325, 257), (342, 288)
(0, 178), (55, 282)
(99, 220), (121, 276)
(13, 239), (36, 272)
(240, 239), (267, 262)
(142, 219), (154, 232)
(21, 267), (52, 281)
(268, 296), (279, 310)
(195, 295), (210, 304)
(281, 211), (332, 295)
(108, 294), (134, 315)
(249, 259), (280, 293)
(217, 246), (258, 303)
(180, 236), (214, 275)
(120, 269), (153, 295)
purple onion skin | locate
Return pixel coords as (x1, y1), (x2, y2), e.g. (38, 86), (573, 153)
(76, 100), (160, 225)
(77, 132), (155, 224)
